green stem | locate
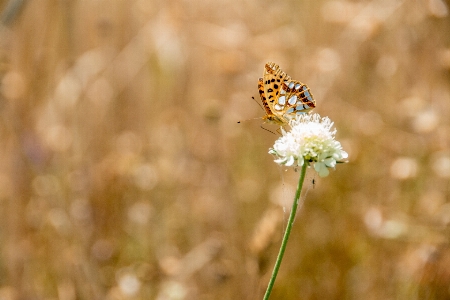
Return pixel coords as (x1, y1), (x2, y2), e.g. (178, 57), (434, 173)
(263, 163), (308, 300)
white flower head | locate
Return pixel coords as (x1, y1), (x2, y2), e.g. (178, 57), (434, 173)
(269, 113), (348, 177)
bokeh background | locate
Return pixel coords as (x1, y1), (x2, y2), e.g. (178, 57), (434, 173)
(0, 0), (449, 299)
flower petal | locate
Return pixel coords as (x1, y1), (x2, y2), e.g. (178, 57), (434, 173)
(285, 156), (295, 166)
(314, 162), (330, 177)
(269, 113), (347, 177)
(324, 157), (336, 168)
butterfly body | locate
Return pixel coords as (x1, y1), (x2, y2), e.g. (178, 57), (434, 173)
(258, 62), (316, 126)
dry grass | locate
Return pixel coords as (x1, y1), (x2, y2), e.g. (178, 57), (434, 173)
(0, 0), (449, 299)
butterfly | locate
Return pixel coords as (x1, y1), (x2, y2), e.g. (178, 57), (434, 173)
(258, 62), (315, 126)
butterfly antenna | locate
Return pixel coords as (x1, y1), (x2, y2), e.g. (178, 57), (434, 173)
(260, 125), (276, 135)
(252, 96), (265, 112)
(237, 117), (263, 124)
(237, 96), (265, 124)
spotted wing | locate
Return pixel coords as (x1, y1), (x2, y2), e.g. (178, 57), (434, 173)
(260, 62), (291, 125)
(262, 62), (316, 124)
(258, 78), (274, 119)
(277, 79), (316, 119)
(258, 77), (289, 125)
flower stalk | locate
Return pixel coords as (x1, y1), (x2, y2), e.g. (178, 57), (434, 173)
(263, 163), (308, 300)
(263, 113), (348, 299)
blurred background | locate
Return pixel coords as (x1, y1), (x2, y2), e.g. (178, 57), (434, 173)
(0, 0), (449, 299)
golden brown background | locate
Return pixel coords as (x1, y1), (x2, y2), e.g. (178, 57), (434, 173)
(0, 0), (449, 299)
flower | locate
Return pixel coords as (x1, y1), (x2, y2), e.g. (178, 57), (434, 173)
(269, 113), (348, 177)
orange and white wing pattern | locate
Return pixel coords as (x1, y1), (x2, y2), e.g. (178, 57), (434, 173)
(258, 62), (316, 126)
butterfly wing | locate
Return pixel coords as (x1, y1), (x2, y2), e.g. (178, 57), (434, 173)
(258, 78), (274, 119)
(279, 78), (316, 119)
(260, 62), (316, 125)
(260, 62), (291, 125)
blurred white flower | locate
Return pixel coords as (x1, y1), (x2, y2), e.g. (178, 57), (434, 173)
(269, 114), (348, 177)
